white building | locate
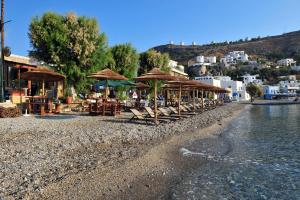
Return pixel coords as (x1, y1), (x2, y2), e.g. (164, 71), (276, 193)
(220, 51), (249, 66)
(195, 76), (221, 87)
(277, 58), (296, 67)
(194, 76), (220, 99)
(291, 65), (300, 71)
(168, 60), (188, 77)
(195, 55), (217, 65)
(205, 56), (217, 64)
(195, 75), (250, 101)
(215, 76), (250, 101)
(279, 80), (300, 95)
(242, 74), (263, 85)
(263, 85), (280, 100)
(196, 56), (205, 63)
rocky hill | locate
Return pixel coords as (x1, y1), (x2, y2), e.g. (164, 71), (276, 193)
(152, 30), (300, 65)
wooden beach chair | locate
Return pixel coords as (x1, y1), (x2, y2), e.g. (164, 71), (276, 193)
(145, 107), (180, 121)
(166, 106), (192, 117)
(157, 107), (185, 118)
(179, 105), (197, 115)
(130, 108), (169, 124)
(129, 109), (150, 124)
(145, 107), (176, 122)
(183, 105), (195, 112)
(187, 103), (203, 113)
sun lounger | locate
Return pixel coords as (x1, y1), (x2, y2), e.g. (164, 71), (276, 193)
(145, 107), (179, 121)
(187, 104), (204, 113)
(179, 105), (197, 115)
(158, 107), (185, 119)
(183, 105), (194, 112)
(144, 107), (175, 122)
(130, 108), (169, 124)
(168, 106), (195, 116)
(129, 109), (150, 124)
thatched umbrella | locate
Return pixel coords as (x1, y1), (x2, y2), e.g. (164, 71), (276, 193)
(135, 82), (150, 99)
(135, 68), (175, 124)
(135, 82), (150, 89)
(20, 67), (65, 96)
(87, 68), (128, 98)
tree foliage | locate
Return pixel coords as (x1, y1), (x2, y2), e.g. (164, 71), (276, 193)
(246, 83), (262, 102)
(138, 49), (170, 75)
(29, 12), (112, 92)
(109, 43), (139, 79)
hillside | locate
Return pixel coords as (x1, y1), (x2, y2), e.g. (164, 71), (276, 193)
(152, 30), (300, 65)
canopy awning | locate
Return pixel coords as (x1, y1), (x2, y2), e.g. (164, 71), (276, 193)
(95, 80), (135, 88)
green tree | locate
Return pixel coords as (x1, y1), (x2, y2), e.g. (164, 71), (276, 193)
(246, 83), (262, 102)
(138, 49), (170, 75)
(109, 43), (139, 79)
(29, 12), (112, 92)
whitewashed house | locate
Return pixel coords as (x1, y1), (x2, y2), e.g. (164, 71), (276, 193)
(291, 65), (300, 71)
(277, 58), (296, 67)
(242, 74), (263, 85)
(195, 75), (250, 101)
(279, 80), (300, 95)
(215, 76), (250, 101)
(263, 85), (280, 100)
(168, 60), (188, 77)
(194, 55), (217, 66)
(220, 51), (249, 66)
(194, 76), (220, 99)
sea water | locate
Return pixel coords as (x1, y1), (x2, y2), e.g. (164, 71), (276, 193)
(171, 105), (300, 199)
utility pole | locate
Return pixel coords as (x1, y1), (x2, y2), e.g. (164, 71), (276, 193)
(0, 0), (4, 102)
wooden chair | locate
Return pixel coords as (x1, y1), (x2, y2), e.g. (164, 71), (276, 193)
(158, 107), (186, 118)
(129, 108), (150, 124)
(145, 107), (177, 121)
(179, 105), (197, 115)
(168, 106), (196, 116)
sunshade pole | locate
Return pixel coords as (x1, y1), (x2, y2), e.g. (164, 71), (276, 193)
(105, 79), (108, 99)
(201, 89), (204, 111)
(164, 89), (168, 107)
(42, 80), (45, 97)
(213, 91), (216, 106)
(178, 83), (181, 116)
(193, 89), (195, 111)
(154, 79), (158, 124)
(19, 67), (21, 104)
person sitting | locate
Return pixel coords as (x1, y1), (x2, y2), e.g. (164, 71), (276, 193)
(108, 89), (116, 99)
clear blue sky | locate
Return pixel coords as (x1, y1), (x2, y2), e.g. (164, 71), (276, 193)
(5, 0), (300, 56)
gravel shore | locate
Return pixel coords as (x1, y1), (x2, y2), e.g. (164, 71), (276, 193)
(0, 103), (245, 199)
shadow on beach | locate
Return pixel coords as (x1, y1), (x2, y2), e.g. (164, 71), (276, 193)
(34, 115), (78, 120)
(101, 118), (154, 126)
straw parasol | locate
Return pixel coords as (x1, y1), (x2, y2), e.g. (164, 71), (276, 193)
(20, 67), (65, 96)
(135, 68), (175, 124)
(135, 82), (150, 89)
(88, 68), (128, 80)
(87, 68), (128, 98)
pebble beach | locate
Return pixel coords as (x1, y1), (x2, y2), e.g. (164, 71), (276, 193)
(0, 103), (245, 199)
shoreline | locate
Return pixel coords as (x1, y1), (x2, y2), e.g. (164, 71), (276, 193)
(32, 103), (247, 200)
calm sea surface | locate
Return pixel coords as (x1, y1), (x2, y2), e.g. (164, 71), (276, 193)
(171, 105), (300, 200)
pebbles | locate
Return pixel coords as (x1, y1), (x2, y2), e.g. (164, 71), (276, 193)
(0, 103), (243, 199)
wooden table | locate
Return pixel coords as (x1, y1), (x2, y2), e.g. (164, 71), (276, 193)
(89, 99), (121, 116)
(24, 96), (54, 115)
